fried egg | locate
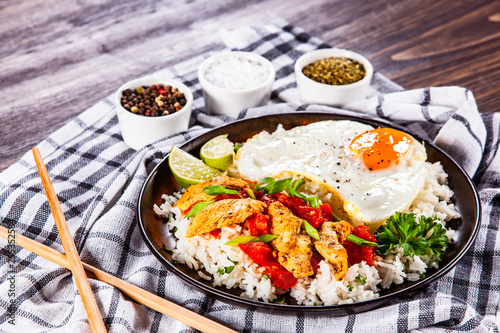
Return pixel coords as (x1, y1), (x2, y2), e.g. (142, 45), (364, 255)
(235, 120), (427, 228)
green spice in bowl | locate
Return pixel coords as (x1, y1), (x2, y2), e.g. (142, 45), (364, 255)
(302, 57), (366, 86)
(294, 49), (373, 107)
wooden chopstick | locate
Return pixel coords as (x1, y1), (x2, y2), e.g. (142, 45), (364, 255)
(27, 147), (236, 333)
(0, 226), (236, 333)
(32, 147), (107, 333)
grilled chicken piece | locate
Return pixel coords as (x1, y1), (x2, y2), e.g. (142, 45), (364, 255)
(174, 176), (248, 214)
(313, 221), (353, 280)
(186, 198), (266, 237)
(278, 234), (314, 279)
(268, 201), (314, 278)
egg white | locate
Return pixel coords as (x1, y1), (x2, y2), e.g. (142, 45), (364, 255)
(235, 120), (428, 228)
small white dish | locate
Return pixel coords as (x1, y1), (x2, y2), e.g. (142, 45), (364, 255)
(294, 48), (373, 107)
(198, 51), (275, 116)
(115, 77), (193, 150)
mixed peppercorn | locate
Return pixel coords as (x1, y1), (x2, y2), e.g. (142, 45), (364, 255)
(120, 84), (186, 117)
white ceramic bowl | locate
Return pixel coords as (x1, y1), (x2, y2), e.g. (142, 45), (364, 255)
(294, 48), (373, 107)
(115, 77), (193, 150)
(198, 51), (275, 115)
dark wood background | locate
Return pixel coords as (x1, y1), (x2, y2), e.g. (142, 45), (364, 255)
(1, 0), (499, 172)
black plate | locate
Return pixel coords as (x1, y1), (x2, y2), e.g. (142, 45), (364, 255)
(137, 111), (480, 316)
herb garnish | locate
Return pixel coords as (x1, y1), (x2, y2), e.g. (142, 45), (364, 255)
(217, 257), (239, 275)
(203, 185), (243, 198)
(375, 212), (450, 260)
(304, 220), (320, 241)
(227, 257), (239, 265)
(272, 294), (288, 304)
(185, 200), (214, 218)
(254, 177), (321, 208)
(225, 234), (278, 246)
(162, 243), (173, 255)
(345, 233), (378, 247)
(288, 179), (320, 208)
(254, 177), (290, 195)
(354, 274), (367, 284)
(246, 188), (256, 199)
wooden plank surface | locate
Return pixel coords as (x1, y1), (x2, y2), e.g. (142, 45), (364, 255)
(1, 0), (499, 172)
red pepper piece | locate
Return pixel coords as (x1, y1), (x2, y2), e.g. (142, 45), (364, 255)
(265, 264), (297, 289)
(239, 242), (297, 289)
(246, 213), (270, 236)
(343, 225), (377, 266)
(253, 191), (276, 204)
(320, 203), (334, 221)
(310, 249), (324, 273)
(209, 228), (222, 238)
(214, 193), (241, 201)
(274, 193), (328, 228)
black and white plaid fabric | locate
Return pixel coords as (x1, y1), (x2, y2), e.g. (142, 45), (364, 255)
(1, 19), (499, 332)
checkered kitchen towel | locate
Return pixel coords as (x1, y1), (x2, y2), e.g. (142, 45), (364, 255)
(1, 19), (499, 332)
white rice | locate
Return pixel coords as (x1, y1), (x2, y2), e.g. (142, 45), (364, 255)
(154, 161), (460, 305)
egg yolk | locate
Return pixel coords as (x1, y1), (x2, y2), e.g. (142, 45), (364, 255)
(349, 128), (413, 171)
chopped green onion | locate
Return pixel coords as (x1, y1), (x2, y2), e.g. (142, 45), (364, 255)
(218, 264), (237, 275)
(347, 284), (353, 291)
(255, 176), (321, 208)
(234, 144), (240, 153)
(331, 212), (341, 222)
(185, 200), (214, 218)
(286, 178), (320, 208)
(272, 295), (287, 304)
(254, 177), (291, 195)
(304, 220), (320, 240)
(224, 266), (235, 274)
(253, 234), (278, 243)
(162, 243), (173, 255)
(354, 274), (367, 284)
(346, 234), (378, 247)
(227, 257), (239, 265)
(285, 178), (319, 208)
(305, 196), (319, 209)
(224, 236), (257, 246)
(262, 275), (269, 280)
(224, 234), (278, 246)
(246, 188), (256, 199)
(291, 178), (305, 191)
(203, 185), (242, 198)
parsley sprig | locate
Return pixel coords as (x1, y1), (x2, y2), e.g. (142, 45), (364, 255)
(375, 212), (450, 260)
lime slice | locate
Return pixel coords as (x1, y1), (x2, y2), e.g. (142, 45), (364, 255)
(168, 146), (222, 188)
(200, 134), (235, 171)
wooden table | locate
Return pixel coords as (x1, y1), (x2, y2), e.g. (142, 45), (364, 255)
(1, 0), (499, 172)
